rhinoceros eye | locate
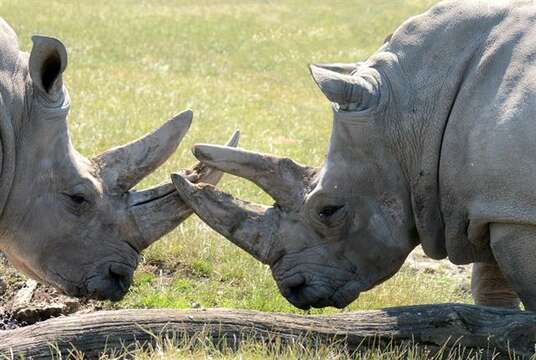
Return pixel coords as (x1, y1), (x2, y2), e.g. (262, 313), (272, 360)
(61, 192), (91, 216)
(318, 205), (344, 218)
(70, 194), (87, 205)
(63, 192), (88, 206)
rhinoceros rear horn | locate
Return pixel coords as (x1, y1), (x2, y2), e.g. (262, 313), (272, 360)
(309, 64), (380, 111)
(29, 35), (68, 102)
(95, 110), (193, 192)
(129, 130), (240, 250)
(191, 145), (317, 210)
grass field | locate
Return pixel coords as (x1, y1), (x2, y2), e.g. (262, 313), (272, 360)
(0, 0), (482, 358)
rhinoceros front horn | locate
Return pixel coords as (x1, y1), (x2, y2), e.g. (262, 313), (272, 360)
(94, 109), (193, 193)
(190, 145), (316, 210)
(171, 146), (317, 262)
(171, 173), (277, 264)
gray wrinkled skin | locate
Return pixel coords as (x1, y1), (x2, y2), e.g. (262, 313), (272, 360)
(172, 0), (536, 310)
(0, 19), (238, 301)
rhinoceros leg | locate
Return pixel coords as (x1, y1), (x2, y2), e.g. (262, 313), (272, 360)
(471, 262), (520, 309)
(490, 223), (536, 311)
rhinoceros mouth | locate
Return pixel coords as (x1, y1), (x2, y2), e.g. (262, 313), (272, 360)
(43, 269), (89, 298)
(40, 256), (137, 301)
(280, 278), (364, 310)
(324, 265), (402, 308)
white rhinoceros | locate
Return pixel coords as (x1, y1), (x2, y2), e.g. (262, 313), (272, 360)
(0, 19), (238, 301)
(171, 0), (536, 310)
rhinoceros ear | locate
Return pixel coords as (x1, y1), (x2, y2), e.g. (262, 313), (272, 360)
(309, 64), (379, 111)
(29, 35), (68, 102)
(309, 63), (359, 75)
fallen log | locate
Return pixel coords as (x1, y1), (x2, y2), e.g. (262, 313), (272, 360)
(0, 304), (535, 359)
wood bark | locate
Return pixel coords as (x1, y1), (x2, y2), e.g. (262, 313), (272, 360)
(0, 304), (535, 359)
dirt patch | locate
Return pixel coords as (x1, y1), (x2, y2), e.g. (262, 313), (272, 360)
(0, 256), (102, 329)
(0, 257), (188, 329)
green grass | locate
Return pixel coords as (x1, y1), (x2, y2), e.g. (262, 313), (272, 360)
(0, 0), (478, 358)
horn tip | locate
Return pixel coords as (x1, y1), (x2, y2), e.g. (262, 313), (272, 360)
(192, 143), (234, 163)
(170, 172), (195, 197)
(167, 109), (193, 136)
(227, 129), (240, 147)
(192, 144), (215, 161)
(174, 108), (193, 123)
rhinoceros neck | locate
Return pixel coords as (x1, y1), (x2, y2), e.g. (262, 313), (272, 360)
(371, 1), (509, 260)
(0, 99), (17, 240)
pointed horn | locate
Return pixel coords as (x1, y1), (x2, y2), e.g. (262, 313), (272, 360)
(192, 145), (316, 210)
(130, 130), (240, 250)
(95, 109), (193, 192)
(183, 130), (240, 185)
(309, 64), (379, 111)
(129, 183), (184, 250)
(171, 173), (276, 264)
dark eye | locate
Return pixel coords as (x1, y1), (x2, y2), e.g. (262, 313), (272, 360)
(64, 193), (88, 205)
(318, 205), (344, 218)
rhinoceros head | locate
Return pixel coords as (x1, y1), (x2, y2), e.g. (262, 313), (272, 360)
(172, 63), (418, 309)
(0, 25), (238, 301)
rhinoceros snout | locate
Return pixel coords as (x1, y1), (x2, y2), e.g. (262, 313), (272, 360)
(86, 262), (134, 301)
(284, 285), (358, 310)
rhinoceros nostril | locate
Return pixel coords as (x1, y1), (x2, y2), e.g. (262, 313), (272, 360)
(285, 279), (308, 307)
(278, 273), (312, 309)
(287, 280), (307, 297)
(109, 270), (127, 291)
(108, 264), (132, 295)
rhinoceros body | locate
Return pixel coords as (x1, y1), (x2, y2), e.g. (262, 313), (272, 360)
(173, 0), (536, 310)
(0, 19), (238, 300)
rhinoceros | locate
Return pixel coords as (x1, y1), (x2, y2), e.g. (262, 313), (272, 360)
(171, 0), (536, 310)
(0, 19), (238, 301)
